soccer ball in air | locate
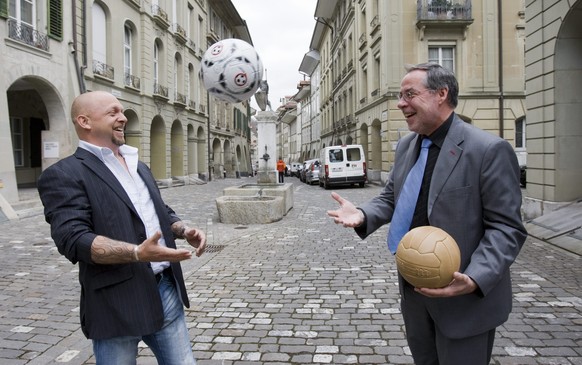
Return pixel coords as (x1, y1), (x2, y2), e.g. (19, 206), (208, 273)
(199, 38), (263, 103)
(395, 226), (461, 288)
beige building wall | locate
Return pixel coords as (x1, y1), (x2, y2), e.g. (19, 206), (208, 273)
(0, 1), (76, 205)
(524, 0), (582, 217)
(312, 0), (527, 184)
(0, 0), (253, 216)
(82, 0), (211, 182)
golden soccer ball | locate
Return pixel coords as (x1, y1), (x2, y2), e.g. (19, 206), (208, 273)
(395, 226), (461, 288)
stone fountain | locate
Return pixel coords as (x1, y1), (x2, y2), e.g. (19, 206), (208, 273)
(215, 81), (294, 224)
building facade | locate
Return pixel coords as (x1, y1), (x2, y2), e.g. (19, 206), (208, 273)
(293, 0), (527, 185)
(524, 0), (582, 217)
(0, 0), (253, 213)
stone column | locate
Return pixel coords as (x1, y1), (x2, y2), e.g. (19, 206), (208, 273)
(255, 110), (278, 184)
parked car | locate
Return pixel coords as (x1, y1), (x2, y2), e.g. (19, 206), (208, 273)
(300, 159), (318, 182)
(288, 162), (302, 177)
(319, 144), (367, 189)
(296, 164), (304, 179)
(305, 160), (320, 185)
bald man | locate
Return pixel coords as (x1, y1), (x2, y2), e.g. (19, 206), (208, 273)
(38, 91), (205, 364)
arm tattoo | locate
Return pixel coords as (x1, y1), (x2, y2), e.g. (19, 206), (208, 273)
(91, 236), (135, 264)
(171, 222), (186, 239)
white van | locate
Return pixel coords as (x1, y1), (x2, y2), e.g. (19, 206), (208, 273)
(288, 162), (302, 177)
(319, 144), (367, 189)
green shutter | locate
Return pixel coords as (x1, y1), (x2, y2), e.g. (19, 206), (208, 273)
(0, 0), (8, 19)
(48, 0), (63, 40)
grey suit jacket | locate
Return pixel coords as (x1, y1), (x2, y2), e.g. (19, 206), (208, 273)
(38, 148), (189, 340)
(357, 115), (527, 338)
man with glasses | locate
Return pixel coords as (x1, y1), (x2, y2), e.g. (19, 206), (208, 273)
(328, 63), (526, 365)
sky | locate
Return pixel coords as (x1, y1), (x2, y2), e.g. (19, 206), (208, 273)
(231, 0), (317, 111)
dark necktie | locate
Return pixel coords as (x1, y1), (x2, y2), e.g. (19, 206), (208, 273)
(387, 138), (433, 253)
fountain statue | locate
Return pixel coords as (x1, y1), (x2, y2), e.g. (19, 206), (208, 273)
(254, 80), (272, 111)
(215, 77), (294, 224)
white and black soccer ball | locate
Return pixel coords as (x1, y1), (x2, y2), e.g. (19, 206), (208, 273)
(199, 38), (264, 103)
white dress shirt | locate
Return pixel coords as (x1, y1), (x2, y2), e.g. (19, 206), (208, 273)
(79, 141), (169, 274)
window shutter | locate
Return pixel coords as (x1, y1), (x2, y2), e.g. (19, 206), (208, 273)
(0, 0), (8, 19)
(48, 0), (63, 40)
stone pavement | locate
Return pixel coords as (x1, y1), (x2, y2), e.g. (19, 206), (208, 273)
(0, 177), (580, 364)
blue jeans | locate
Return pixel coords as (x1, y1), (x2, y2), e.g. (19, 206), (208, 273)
(92, 274), (196, 365)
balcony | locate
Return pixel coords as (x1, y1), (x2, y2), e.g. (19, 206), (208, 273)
(124, 73), (141, 90)
(7, 19), (49, 51)
(370, 15), (380, 35)
(173, 23), (187, 44)
(189, 100), (196, 111)
(188, 39), (197, 54)
(153, 83), (169, 99)
(416, 0), (473, 35)
(358, 32), (367, 49)
(93, 60), (114, 80)
(174, 92), (187, 106)
(152, 5), (170, 29)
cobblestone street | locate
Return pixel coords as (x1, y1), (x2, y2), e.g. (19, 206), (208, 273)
(0, 177), (580, 364)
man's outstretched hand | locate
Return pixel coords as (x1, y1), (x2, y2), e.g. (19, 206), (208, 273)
(183, 227), (207, 257)
(136, 231), (193, 262)
(327, 192), (365, 228)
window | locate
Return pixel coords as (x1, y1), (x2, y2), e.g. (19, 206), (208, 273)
(329, 149), (343, 162)
(153, 41), (159, 84)
(10, 117), (24, 167)
(429, 46), (455, 72)
(515, 117), (526, 149)
(124, 24), (132, 78)
(172, 0), (177, 26)
(9, 0), (34, 26)
(174, 55), (178, 97)
(92, 2), (106, 64)
(48, 0), (62, 39)
(9, 0), (35, 44)
(346, 147), (362, 161)
(188, 63), (195, 102)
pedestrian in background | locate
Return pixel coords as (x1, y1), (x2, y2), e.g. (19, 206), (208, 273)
(276, 157), (286, 183)
(38, 91), (206, 365)
(328, 63), (527, 365)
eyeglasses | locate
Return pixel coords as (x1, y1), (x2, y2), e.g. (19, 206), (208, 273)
(397, 88), (434, 102)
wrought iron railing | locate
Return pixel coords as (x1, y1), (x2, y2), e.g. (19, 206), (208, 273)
(153, 83), (168, 98)
(152, 5), (168, 22)
(417, 0), (472, 21)
(175, 92), (187, 105)
(370, 15), (380, 30)
(124, 73), (141, 89)
(359, 33), (366, 47)
(7, 19), (49, 51)
(93, 60), (114, 79)
(173, 23), (187, 39)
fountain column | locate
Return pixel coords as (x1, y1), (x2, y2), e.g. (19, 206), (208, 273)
(255, 110), (278, 184)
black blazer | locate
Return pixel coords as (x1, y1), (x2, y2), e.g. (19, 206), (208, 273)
(38, 148), (189, 340)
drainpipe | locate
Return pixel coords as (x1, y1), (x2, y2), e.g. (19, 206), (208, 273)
(72, 0), (87, 94)
(207, 90), (212, 182)
(498, 0), (504, 138)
